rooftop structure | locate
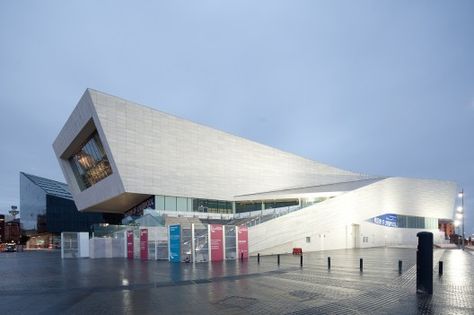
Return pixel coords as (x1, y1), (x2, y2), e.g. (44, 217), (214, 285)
(21, 172), (72, 200)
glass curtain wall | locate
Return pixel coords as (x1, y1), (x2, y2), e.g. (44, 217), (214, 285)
(156, 195), (233, 214)
(193, 199), (232, 214)
(236, 201), (262, 213)
(69, 132), (113, 190)
(264, 199), (299, 209)
(397, 215), (438, 229)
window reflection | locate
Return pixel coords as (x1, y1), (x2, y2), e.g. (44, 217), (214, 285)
(69, 132), (112, 190)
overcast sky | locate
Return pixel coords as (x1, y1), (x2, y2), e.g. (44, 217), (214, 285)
(1, 1), (473, 232)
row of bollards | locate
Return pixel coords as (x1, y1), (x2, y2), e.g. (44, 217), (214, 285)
(254, 253), (446, 275)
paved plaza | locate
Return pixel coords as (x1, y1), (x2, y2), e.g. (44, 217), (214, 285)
(1, 247), (473, 314)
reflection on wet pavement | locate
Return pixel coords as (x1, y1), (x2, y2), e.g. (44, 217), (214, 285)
(1, 247), (473, 314)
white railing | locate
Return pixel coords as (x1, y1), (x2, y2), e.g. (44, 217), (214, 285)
(243, 205), (303, 228)
(126, 204), (307, 230)
(151, 205), (301, 222)
(152, 209), (234, 220)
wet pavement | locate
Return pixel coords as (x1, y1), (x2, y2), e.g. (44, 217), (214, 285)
(1, 248), (473, 314)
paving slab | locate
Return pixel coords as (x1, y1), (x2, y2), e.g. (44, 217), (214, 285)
(1, 248), (473, 314)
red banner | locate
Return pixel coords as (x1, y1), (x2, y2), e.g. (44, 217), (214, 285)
(238, 225), (248, 259)
(140, 229), (148, 260)
(210, 224), (224, 261)
(127, 230), (134, 259)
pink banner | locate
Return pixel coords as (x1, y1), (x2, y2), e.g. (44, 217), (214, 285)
(140, 229), (148, 260)
(210, 224), (224, 261)
(127, 230), (134, 259)
(238, 225), (248, 259)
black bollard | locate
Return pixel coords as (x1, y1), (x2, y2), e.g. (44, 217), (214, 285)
(241, 252), (244, 261)
(328, 257), (331, 270)
(398, 260), (402, 274)
(277, 254), (280, 265)
(360, 258), (363, 272)
(300, 255), (303, 267)
(439, 261), (443, 276)
(416, 232), (433, 294)
(257, 253), (260, 264)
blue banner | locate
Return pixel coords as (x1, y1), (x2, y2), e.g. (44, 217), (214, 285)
(169, 224), (181, 262)
(371, 213), (398, 228)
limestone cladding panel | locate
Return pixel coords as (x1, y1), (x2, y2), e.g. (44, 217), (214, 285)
(249, 177), (457, 253)
(89, 90), (365, 201)
(53, 93), (94, 154)
(53, 90), (125, 211)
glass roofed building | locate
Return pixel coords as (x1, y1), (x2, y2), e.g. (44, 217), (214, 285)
(20, 172), (122, 235)
(53, 89), (457, 253)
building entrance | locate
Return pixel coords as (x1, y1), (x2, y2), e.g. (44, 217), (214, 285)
(352, 224), (360, 248)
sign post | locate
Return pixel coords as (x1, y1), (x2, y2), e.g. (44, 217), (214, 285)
(210, 224), (224, 261)
(371, 214), (398, 228)
(140, 229), (148, 260)
(169, 225), (181, 262)
(127, 230), (134, 259)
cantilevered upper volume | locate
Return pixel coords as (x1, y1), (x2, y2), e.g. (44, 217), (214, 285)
(53, 89), (371, 213)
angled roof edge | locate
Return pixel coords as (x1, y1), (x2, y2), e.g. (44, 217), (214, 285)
(20, 172), (73, 200)
(86, 88), (364, 177)
(234, 176), (387, 199)
(53, 89), (96, 157)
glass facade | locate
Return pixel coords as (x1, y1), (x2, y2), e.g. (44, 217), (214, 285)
(370, 213), (439, 229)
(236, 199), (299, 213)
(264, 199), (299, 209)
(193, 199), (233, 214)
(397, 215), (438, 229)
(155, 195), (232, 214)
(152, 196), (296, 215)
(69, 132), (112, 190)
(236, 201), (261, 213)
(46, 195), (122, 233)
(156, 195), (193, 212)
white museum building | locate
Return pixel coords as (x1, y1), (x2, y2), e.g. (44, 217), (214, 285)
(53, 89), (457, 255)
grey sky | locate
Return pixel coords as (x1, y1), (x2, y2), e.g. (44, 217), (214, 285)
(1, 1), (473, 231)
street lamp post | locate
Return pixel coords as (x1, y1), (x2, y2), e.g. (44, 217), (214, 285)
(456, 190), (465, 250)
(9, 205), (19, 220)
(461, 190), (465, 250)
